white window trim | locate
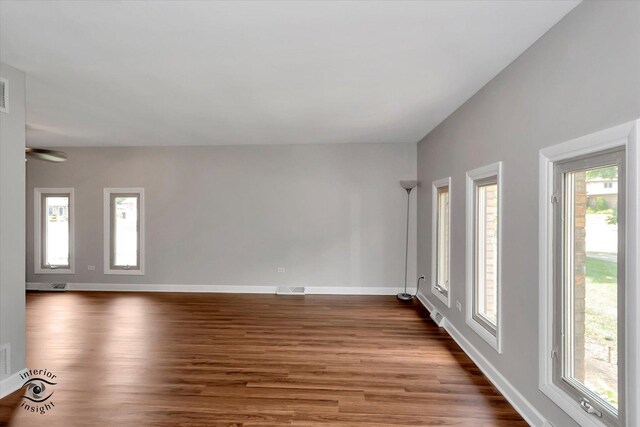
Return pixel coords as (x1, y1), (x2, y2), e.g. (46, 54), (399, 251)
(431, 177), (451, 307)
(103, 188), (145, 276)
(34, 188), (75, 274)
(539, 120), (640, 427)
(466, 162), (502, 353)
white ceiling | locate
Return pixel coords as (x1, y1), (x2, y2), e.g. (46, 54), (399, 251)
(0, 1), (579, 147)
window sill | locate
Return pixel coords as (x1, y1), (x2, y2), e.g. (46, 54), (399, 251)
(34, 268), (74, 275)
(466, 316), (501, 353)
(540, 382), (610, 427)
(104, 268), (145, 276)
(431, 285), (450, 307)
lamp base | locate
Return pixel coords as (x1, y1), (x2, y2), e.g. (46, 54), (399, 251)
(396, 292), (413, 301)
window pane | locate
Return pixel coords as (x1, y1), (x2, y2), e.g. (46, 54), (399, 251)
(113, 196), (138, 267)
(476, 182), (498, 325)
(565, 165), (618, 409)
(436, 187), (449, 291)
(44, 196), (69, 267)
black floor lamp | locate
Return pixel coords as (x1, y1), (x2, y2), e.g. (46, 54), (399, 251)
(397, 180), (418, 301)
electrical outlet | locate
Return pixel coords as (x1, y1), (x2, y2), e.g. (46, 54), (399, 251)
(456, 301), (462, 311)
(87, 265), (96, 271)
(277, 267), (286, 273)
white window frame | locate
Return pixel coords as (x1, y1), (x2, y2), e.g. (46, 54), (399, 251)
(103, 188), (145, 275)
(466, 162), (502, 353)
(539, 120), (640, 427)
(34, 188), (75, 274)
(431, 177), (451, 307)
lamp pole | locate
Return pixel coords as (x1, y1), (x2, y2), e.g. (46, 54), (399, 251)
(397, 180), (417, 301)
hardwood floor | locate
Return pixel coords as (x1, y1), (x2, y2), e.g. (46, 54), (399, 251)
(2, 292), (526, 426)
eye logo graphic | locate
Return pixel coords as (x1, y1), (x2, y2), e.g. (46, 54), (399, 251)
(23, 378), (55, 402)
(19, 369), (57, 415)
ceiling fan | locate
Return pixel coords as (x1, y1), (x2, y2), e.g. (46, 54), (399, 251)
(25, 148), (67, 162)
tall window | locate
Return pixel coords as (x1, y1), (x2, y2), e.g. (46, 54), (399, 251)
(539, 120), (640, 427)
(466, 162), (501, 352)
(34, 188), (74, 274)
(552, 149), (625, 426)
(104, 188), (144, 275)
(431, 177), (451, 306)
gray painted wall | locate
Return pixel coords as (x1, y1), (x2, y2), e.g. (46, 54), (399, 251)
(0, 62), (26, 384)
(27, 143), (417, 290)
(416, 2), (640, 427)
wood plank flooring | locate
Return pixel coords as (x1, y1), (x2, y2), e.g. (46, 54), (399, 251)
(1, 292), (526, 426)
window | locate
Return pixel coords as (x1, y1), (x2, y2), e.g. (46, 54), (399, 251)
(431, 177), (451, 306)
(540, 120), (640, 427)
(104, 188), (144, 275)
(466, 162), (501, 352)
(34, 188), (74, 274)
(553, 149), (625, 426)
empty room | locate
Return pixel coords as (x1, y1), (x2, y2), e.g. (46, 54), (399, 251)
(1, 1), (639, 426)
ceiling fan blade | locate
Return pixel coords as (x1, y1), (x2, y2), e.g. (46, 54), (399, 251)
(25, 148), (67, 162)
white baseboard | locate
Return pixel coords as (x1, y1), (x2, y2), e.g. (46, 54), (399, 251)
(0, 368), (28, 399)
(416, 291), (435, 313)
(306, 286), (407, 295)
(416, 292), (547, 427)
(26, 282), (406, 296)
(27, 282), (278, 293)
(444, 321), (546, 426)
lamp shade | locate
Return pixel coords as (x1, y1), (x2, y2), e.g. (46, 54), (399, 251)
(399, 180), (418, 190)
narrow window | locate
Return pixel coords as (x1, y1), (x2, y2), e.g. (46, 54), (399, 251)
(431, 178), (450, 305)
(104, 188), (144, 275)
(475, 179), (499, 327)
(553, 148), (625, 426)
(466, 162), (501, 351)
(34, 188), (74, 274)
